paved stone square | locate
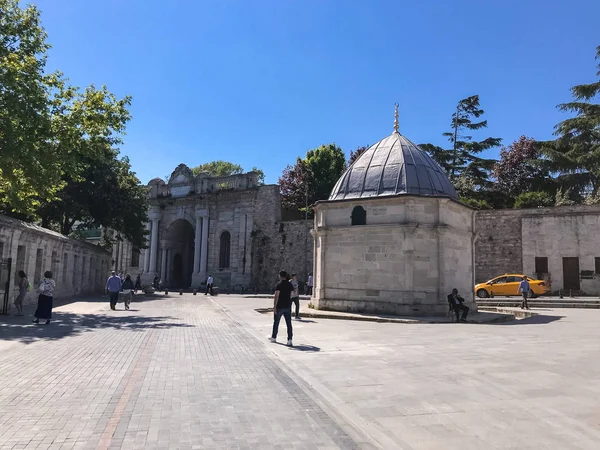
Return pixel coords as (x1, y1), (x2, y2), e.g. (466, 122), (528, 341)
(2, 293), (600, 449)
(220, 296), (600, 450)
(0, 295), (365, 450)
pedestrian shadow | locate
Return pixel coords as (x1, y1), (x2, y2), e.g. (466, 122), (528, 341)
(289, 344), (321, 352)
(274, 342), (321, 352)
(0, 312), (194, 345)
(296, 319), (318, 323)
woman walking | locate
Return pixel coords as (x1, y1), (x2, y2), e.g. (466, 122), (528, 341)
(14, 271), (28, 316)
(122, 274), (135, 310)
(33, 271), (56, 325)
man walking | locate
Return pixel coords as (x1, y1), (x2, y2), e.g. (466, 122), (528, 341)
(269, 270), (294, 347)
(106, 271), (122, 311)
(307, 273), (313, 296)
(518, 276), (531, 310)
(205, 274), (214, 295)
(447, 288), (469, 322)
(290, 273), (300, 320)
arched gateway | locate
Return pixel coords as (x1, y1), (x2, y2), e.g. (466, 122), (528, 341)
(165, 219), (195, 288)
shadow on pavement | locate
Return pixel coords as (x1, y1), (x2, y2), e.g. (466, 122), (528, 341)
(488, 314), (564, 325)
(0, 311), (193, 344)
(289, 344), (321, 352)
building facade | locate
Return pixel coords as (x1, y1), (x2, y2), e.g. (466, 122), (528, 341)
(312, 127), (476, 316)
(475, 205), (600, 295)
(134, 164), (312, 292)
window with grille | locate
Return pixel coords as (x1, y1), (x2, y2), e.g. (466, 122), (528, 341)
(219, 231), (231, 268)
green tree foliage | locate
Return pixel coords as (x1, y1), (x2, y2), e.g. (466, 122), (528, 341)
(541, 46), (600, 197)
(191, 160), (265, 184)
(0, 0), (65, 214)
(422, 95), (501, 200)
(191, 161), (244, 177)
(513, 191), (554, 209)
(37, 150), (148, 249)
(0, 0), (147, 245)
(493, 136), (553, 201)
(279, 144), (346, 214)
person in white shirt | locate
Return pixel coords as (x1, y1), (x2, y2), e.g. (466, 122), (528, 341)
(205, 275), (214, 295)
(518, 276), (531, 310)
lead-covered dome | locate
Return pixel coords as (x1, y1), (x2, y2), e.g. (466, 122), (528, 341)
(329, 131), (458, 201)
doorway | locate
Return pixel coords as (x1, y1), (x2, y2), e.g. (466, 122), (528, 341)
(165, 219), (195, 288)
(562, 257), (580, 290)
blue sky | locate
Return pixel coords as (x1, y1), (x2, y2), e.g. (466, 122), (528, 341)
(33, 0), (600, 185)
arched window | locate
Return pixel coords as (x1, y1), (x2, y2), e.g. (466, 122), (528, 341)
(351, 206), (367, 225)
(131, 248), (140, 267)
(219, 231), (231, 268)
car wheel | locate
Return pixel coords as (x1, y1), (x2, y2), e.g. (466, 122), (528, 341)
(477, 289), (489, 299)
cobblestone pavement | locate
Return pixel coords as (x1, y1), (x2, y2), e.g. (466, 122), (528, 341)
(0, 295), (368, 450)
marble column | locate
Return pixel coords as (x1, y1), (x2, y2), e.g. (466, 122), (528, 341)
(193, 214), (202, 274)
(160, 247), (167, 281)
(143, 222), (151, 273)
(199, 216), (209, 277)
(148, 214), (160, 273)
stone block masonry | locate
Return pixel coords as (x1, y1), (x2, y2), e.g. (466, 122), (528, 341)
(0, 214), (112, 310)
(474, 205), (600, 294)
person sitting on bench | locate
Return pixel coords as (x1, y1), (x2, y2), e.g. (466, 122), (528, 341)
(448, 288), (469, 322)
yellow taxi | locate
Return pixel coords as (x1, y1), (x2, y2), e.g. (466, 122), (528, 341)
(475, 274), (550, 298)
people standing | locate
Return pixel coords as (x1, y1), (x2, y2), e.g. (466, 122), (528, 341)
(33, 271), (55, 325)
(106, 271), (122, 310)
(307, 273), (313, 296)
(269, 270), (294, 347)
(134, 274), (142, 292)
(290, 273), (300, 320)
(447, 288), (469, 322)
(518, 276), (531, 310)
(205, 274), (214, 295)
(14, 271), (28, 316)
(121, 274), (135, 311)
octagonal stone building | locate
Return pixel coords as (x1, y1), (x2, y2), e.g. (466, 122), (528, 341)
(311, 120), (476, 317)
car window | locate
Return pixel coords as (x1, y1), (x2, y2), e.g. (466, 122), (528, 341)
(492, 277), (507, 284)
(506, 276), (520, 283)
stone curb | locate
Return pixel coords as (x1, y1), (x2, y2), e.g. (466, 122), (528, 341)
(254, 307), (514, 324)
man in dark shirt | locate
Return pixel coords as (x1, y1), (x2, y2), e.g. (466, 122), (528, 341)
(447, 288), (469, 322)
(269, 270), (294, 346)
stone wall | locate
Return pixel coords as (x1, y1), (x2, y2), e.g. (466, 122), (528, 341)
(0, 214), (112, 310)
(474, 205), (600, 294)
(312, 196), (476, 316)
(250, 219), (313, 293)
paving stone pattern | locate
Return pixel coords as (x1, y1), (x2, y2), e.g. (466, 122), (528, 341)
(0, 296), (360, 450)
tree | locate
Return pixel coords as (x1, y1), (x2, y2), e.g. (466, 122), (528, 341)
(279, 144), (346, 214)
(541, 46), (600, 197)
(191, 161), (244, 177)
(35, 84), (147, 248)
(513, 191), (554, 209)
(422, 95), (501, 198)
(191, 160), (265, 185)
(493, 136), (552, 199)
(348, 145), (369, 166)
(0, 0), (65, 215)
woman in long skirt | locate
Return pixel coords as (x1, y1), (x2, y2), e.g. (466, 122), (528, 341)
(14, 271), (28, 316)
(33, 271), (56, 325)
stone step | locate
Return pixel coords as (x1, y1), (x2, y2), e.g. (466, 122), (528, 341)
(477, 300), (600, 309)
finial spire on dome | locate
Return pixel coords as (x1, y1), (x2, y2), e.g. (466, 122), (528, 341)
(393, 102), (399, 133)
